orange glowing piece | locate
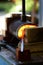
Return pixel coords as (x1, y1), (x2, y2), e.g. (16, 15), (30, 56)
(18, 24), (36, 38)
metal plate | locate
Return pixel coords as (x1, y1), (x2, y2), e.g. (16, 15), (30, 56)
(0, 55), (12, 65)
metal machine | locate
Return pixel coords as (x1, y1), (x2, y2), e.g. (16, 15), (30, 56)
(0, 0), (43, 65)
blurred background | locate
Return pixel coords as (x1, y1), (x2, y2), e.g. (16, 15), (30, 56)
(0, 0), (39, 14)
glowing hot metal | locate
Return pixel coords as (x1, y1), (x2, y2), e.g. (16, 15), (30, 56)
(18, 24), (36, 38)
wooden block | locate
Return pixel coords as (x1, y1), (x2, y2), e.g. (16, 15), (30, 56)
(16, 48), (31, 62)
(25, 28), (43, 42)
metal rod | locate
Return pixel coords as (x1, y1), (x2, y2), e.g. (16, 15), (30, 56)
(6, 45), (16, 54)
(39, 0), (43, 27)
(22, 0), (26, 22)
(0, 41), (16, 54)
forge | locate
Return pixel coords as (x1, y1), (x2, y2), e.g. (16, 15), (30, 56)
(9, 0), (36, 39)
(0, 0), (43, 65)
(9, 0), (37, 62)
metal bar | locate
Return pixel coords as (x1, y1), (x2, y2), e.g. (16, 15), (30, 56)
(6, 45), (16, 54)
(22, 0), (25, 16)
(22, 0), (26, 22)
(39, 0), (43, 27)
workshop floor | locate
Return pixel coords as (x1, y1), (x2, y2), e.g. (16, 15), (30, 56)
(0, 41), (43, 65)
